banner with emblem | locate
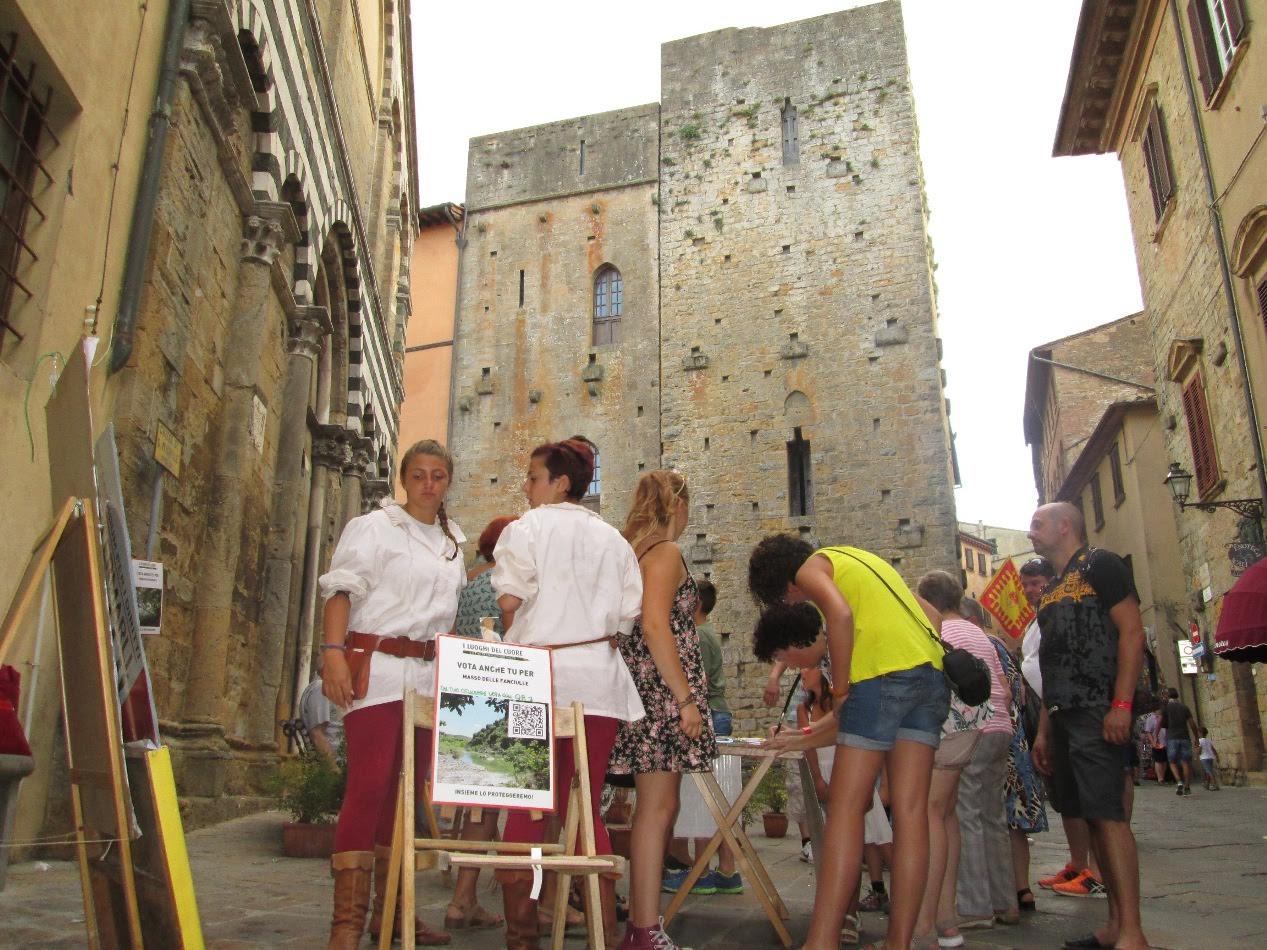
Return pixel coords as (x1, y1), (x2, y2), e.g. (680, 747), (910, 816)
(980, 559), (1034, 639)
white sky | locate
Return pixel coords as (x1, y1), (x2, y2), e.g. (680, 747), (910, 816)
(411, 0), (1144, 531)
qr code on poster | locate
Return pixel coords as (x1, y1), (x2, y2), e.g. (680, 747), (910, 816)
(508, 701), (548, 740)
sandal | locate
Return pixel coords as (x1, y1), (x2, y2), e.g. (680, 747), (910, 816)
(444, 901), (503, 930)
(935, 922), (964, 948)
(1017, 887), (1037, 912)
(538, 902), (585, 932)
(840, 913), (861, 945)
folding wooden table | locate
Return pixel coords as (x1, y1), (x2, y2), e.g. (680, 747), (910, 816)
(661, 743), (824, 947)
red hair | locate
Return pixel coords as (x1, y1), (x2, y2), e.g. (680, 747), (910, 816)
(529, 435), (596, 501)
(477, 515), (518, 561)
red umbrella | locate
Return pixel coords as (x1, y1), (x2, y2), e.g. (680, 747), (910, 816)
(1214, 557), (1267, 663)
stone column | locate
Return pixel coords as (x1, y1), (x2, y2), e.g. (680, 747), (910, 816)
(251, 305), (331, 746)
(342, 436), (375, 528)
(179, 205), (298, 789)
(290, 425), (353, 712)
(362, 478), (393, 514)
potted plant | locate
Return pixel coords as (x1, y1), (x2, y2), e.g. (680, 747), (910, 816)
(754, 762), (789, 839)
(272, 746), (346, 858)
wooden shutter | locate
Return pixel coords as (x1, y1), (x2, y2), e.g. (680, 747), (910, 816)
(1182, 375), (1219, 497)
(1150, 108), (1174, 206)
(1226, 0), (1247, 44)
(1188, 1), (1220, 101)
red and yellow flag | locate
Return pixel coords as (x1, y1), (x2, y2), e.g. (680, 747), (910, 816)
(980, 560), (1034, 639)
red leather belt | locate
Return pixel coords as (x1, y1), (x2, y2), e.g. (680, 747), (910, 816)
(347, 631), (436, 661)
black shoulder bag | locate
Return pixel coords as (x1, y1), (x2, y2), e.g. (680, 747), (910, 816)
(826, 547), (992, 707)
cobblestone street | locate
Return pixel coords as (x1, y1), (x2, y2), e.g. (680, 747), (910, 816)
(2, 780), (1265, 948)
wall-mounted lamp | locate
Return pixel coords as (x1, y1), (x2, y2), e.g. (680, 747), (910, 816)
(1164, 462), (1264, 522)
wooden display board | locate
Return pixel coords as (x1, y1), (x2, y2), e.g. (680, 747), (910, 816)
(0, 340), (203, 948)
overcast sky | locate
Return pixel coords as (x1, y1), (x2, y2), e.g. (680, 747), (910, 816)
(411, 0), (1145, 531)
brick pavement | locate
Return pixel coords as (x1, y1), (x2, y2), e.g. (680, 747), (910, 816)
(2, 780), (1265, 947)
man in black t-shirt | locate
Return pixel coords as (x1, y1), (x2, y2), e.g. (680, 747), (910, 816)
(1161, 687), (1199, 794)
(1028, 502), (1149, 950)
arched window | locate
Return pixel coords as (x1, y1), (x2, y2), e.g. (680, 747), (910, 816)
(593, 266), (622, 345)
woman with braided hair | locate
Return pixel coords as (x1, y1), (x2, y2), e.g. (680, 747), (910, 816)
(491, 435), (646, 950)
(608, 469), (716, 950)
(317, 439), (467, 949)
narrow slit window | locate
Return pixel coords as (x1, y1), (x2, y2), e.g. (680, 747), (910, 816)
(518, 269), (525, 308)
(579, 139), (586, 176)
(780, 99), (799, 165)
(787, 426), (813, 517)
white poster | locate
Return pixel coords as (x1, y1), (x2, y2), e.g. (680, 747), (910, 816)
(132, 560), (165, 636)
(431, 636), (555, 812)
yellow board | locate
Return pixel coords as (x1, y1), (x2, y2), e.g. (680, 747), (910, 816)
(145, 747), (204, 949)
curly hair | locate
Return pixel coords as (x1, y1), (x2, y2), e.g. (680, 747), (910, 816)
(752, 601), (823, 663)
(622, 469), (689, 550)
(748, 534), (814, 607)
(529, 435), (596, 501)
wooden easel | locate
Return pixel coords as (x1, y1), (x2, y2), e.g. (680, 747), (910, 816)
(0, 498), (144, 948)
(379, 692), (622, 950)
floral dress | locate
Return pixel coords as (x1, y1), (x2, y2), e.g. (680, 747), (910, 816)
(993, 638), (1048, 834)
(608, 554), (717, 774)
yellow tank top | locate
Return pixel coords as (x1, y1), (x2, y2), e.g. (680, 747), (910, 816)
(813, 546), (944, 683)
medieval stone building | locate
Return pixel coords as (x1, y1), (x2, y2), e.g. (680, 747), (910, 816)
(448, 1), (958, 727)
(1, 0), (419, 844)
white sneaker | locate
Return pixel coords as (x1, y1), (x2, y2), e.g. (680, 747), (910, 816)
(799, 840), (813, 863)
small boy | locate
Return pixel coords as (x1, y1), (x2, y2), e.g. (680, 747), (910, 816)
(1198, 727), (1220, 791)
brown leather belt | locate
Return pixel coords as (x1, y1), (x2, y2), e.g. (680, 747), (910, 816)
(545, 635), (619, 651)
(347, 631), (437, 661)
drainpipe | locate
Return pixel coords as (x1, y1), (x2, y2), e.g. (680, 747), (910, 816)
(1167, 0), (1267, 506)
(108, 0), (191, 374)
(444, 203), (467, 442)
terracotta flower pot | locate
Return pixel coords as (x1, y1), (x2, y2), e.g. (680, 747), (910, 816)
(282, 821), (337, 858)
(762, 811), (788, 839)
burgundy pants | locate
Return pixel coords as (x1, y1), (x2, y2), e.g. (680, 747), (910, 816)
(503, 714), (620, 854)
(334, 700), (433, 853)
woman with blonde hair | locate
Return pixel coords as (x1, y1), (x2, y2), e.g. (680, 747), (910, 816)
(491, 436), (646, 950)
(318, 439), (464, 948)
(609, 469), (717, 950)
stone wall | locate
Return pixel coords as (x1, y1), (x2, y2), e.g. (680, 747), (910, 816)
(1034, 314), (1153, 502)
(449, 105), (662, 536)
(657, 0), (957, 729)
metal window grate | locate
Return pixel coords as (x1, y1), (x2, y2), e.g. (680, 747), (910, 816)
(0, 31), (57, 345)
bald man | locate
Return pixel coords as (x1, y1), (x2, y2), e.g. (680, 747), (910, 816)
(1027, 502), (1149, 950)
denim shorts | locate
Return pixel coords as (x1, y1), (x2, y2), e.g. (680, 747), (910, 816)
(1167, 737), (1193, 765)
(711, 710), (733, 737)
(838, 663), (949, 751)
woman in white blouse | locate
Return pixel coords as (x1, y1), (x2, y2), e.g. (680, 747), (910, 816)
(318, 439), (468, 949)
(491, 435), (645, 950)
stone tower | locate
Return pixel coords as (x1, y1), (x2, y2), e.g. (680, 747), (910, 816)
(450, 1), (958, 726)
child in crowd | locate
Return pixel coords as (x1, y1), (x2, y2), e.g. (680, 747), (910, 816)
(1199, 728), (1220, 790)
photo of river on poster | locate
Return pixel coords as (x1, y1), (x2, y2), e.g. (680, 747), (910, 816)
(435, 691), (550, 791)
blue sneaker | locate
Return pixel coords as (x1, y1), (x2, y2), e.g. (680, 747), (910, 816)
(661, 868), (690, 893)
(702, 869), (743, 894)
(662, 868), (719, 894)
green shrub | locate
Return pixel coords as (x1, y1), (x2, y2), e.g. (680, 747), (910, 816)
(272, 747), (345, 825)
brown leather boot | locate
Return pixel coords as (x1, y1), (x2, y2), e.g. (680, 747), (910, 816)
(497, 869), (540, 950)
(328, 851), (373, 950)
(368, 844), (451, 945)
